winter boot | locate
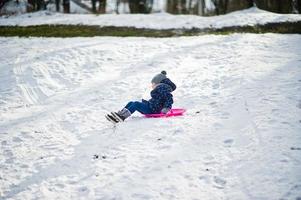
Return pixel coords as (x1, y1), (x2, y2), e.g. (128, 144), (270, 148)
(111, 108), (131, 122)
(105, 113), (119, 124)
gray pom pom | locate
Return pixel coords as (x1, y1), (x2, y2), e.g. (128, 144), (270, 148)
(161, 71), (167, 75)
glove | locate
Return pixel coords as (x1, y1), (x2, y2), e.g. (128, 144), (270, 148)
(161, 108), (170, 114)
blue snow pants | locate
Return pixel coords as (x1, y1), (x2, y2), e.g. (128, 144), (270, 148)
(125, 101), (153, 114)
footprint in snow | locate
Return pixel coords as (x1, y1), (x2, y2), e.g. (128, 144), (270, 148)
(212, 92), (219, 96)
(78, 186), (90, 195)
(5, 158), (14, 164)
(158, 145), (171, 150)
(209, 102), (217, 107)
(173, 128), (184, 135)
(271, 108), (279, 113)
(131, 193), (152, 199)
(55, 183), (65, 188)
(213, 176), (227, 189)
(212, 83), (220, 89)
(198, 175), (211, 184)
(281, 121), (290, 125)
(12, 137), (23, 143)
(3, 149), (13, 157)
(224, 139), (234, 147)
(221, 112), (230, 119)
(297, 101), (301, 109)
(213, 123), (223, 129)
(20, 164), (29, 169)
(21, 131), (33, 139)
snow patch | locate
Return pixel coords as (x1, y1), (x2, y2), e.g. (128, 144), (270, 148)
(1, 34), (301, 199)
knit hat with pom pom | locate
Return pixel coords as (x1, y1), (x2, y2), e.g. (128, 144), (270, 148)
(151, 71), (167, 84)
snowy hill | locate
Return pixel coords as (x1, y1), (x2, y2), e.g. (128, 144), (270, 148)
(1, 33), (301, 199)
(1, 7), (301, 29)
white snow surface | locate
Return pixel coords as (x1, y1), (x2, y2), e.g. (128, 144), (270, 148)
(1, 7), (301, 29)
(1, 34), (301, 199)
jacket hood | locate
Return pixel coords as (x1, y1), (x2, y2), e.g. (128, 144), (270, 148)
(160, 78), (177, 91)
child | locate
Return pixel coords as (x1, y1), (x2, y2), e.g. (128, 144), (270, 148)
(106, 71), (176, 123)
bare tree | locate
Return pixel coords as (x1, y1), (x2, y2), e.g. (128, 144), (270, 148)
(98, 0), (106, 13)
(63, 0), (69, 13)
(212, 0), (229, 15)
(115, 0), (120, 13)
(26, 0), (46, 11)
(55, 0), (60, 11)
(247, 0), (255, 7)
(92, 0), (96, 12)
(129, 0), (153, 13)
(197, 0), (205, 15)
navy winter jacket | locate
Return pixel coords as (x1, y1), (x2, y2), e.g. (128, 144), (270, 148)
(144, 78), (176, 113)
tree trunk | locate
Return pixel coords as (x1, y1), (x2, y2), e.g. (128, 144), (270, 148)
(115, 0), (120, 13)
(197, 0), (204, 15)
(224, 0), (228, 13)
(212, 0), (220, 15)
(91, 0), (96, 12)
(27, 0), (34, 11)
(33, 0), (46, 10)
(247, 0), (255, 7)
(188, 0), (193, 13)
(129, 0), (153, 13)
(63, 0), (69, 13)
(55, 0), (60, 11)
(256, 0), (292, 13)
(180, 0), (186, 14)
(98, 0), (106, 13)
(129, 0), (139, 13)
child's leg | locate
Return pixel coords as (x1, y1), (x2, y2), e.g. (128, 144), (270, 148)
(126, 101), (152, 114)
(125, 101), (134, 109)
(113, 101), (151, 121)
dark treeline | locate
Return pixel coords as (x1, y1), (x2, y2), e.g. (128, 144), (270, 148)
(167, 0), (301, 15)
(2, 0), (300, 14)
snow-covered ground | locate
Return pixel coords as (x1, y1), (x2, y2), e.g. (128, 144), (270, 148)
(1, 33), (301, 200)
(1, 7), (301, 29)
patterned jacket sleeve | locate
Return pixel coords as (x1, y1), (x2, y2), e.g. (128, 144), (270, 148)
(163, 92), (173, 109)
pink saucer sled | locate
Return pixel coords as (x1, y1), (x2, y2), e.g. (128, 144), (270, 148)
(144, 108), (186, 118)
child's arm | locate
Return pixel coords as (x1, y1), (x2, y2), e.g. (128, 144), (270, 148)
(162, 92), (174, 111)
